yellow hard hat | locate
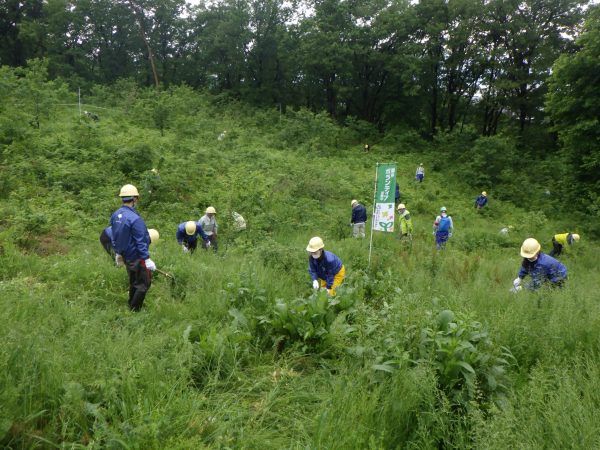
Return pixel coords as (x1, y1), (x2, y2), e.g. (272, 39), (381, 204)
(572, 233), (580, 242)
(151, 168), (158, 174)
(306, 236), (324, 252)
(397, 203), (406, 210)
(520, 238), (541, 258)
(119, 184), (139, 198)
(206, 206), (216, 214)
(185, 221), (196, 235)
(351, 199), (358, 207)
(482, 191), (487, 196)
(148, 229), (159, 244)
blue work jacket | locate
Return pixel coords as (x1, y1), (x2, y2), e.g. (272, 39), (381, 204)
(475, 195), (488, 207)
(351, 204), (367, 224)
(110, 205), (150, 261)
(518, 253), (567, 289)
(176, 222), (209, 244)
(308, 251), (343, 288)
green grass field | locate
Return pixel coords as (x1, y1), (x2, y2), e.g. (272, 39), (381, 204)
(1, 87), (599, 449)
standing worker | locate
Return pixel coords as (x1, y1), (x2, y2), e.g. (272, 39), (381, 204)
(415, 163), (425, 183)
(100, 226), (158, 259)
(395, 183), (401, 205)
(513, 238), (567, 291)
(475, 191), (488, 209)
(397, 203), (413, 241)
(549, 232), (580, 257)
(350, 199), (367, 238)
(199, 206), (218, 252)
(110, 184), (156, 311)
(306, 237), (346, 296)
(433, 206), (453, 250)
(176, 221), (210, 254)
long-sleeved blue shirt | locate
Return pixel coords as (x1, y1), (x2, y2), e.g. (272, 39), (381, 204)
(351, 204), (367, 224)
(176, 222), (209, 244)
(103, 226), (113, 239)
(518, 253), (567, 289)
(110, 205), (150, 261)
(475, 195), (488, 207)
(308, 250), (343, 288)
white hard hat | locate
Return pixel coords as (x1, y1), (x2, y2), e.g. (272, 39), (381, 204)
(148, 229), (159, 244)
(185, 221), (196, 235)
(119, 184), (139, 198)
(351, 199), (358, 207)
(520, 238), (541, 258)
(397, 203), (406, 210)
(306, 236), (324, 252)
(206, 206), (216, 214)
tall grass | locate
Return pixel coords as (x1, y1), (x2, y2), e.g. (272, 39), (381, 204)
(1, 87), (599, 448)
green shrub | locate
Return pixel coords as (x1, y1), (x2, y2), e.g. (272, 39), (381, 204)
(257, 291), (355, 352)
(414, 309), (515, 411)
(115, 143), (155, 176)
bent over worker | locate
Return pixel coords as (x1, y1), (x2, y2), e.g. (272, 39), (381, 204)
(111, 184), (156, 311)
(513, 238), (567, 292)
(306, 236), (345, 296)
(100, 226), (115, 257)
(176, 221), (210, 254)
(350, 199), (367, 238)
(549, 232), (580, 257)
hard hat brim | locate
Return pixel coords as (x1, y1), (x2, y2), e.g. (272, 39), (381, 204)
(520, 245), (541, 258)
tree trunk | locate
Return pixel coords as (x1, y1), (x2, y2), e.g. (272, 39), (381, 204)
(126, 0), (160, 89)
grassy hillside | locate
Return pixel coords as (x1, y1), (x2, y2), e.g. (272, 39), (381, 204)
(1, 85), (599, 449)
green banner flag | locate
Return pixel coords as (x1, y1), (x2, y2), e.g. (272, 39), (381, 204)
(373, 163), (396, 232)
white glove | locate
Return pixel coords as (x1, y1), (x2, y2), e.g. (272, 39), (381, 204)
(115, 254), (124, 267)
(206, 240), (211, 248)
(144, 258), (156, 271)
(312, 280), (319, 289)
(182, 245), (189, 253)
(449, 232), (453, 238)
(432, 230), (436, 235)
(513, 278), (521, 288)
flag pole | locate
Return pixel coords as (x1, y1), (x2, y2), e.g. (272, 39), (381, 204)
(368, 162), (379, 268)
